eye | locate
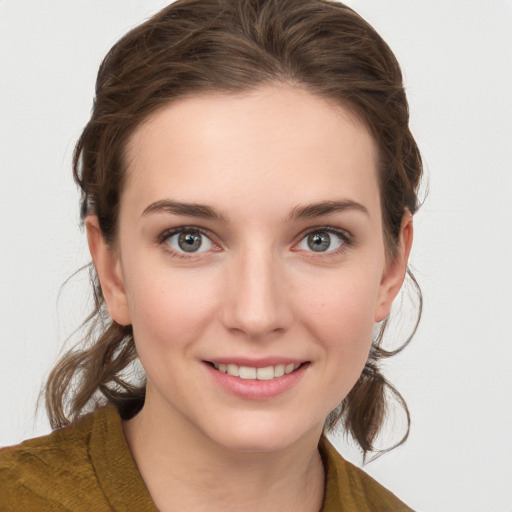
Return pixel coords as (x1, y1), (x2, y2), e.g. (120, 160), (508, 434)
(297, 229), (346, 253)
(164, 229), (214, 253)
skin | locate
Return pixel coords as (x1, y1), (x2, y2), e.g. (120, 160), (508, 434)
(86, 85), (413, 512)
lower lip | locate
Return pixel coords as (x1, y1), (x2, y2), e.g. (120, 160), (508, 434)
(204, 362), (309, 400)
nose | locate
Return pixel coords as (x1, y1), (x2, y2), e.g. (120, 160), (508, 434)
(221, 246), (293, 340)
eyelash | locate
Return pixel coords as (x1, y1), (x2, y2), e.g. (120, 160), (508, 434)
(156, 225), (354, 259)
(156, 226), (219, 260)
(295, 227), (353, 259)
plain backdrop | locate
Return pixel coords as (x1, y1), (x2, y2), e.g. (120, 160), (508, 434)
(1, 1), (511, 511)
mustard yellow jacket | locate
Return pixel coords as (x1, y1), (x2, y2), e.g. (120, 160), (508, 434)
(0, 406), (412, 511)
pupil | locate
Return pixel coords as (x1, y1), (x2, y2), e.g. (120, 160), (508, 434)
(178, 231), (202, 252)
(308, 232), (330, 252)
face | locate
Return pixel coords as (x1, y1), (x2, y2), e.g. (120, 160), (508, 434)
(89, 85), (410, 452)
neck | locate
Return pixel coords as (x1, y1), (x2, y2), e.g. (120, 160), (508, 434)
(123, 396), (325, 512)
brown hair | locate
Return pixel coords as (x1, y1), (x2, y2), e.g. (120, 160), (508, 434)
(45, 0), (422, 459)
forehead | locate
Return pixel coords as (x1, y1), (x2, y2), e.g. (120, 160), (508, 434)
(123, 85), (381, 221)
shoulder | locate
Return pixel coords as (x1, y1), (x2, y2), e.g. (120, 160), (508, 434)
(0, 409), (112, 511)
(319, 436), (414, 512)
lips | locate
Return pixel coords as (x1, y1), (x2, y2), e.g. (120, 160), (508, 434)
(205, 359), (309, 399)
(211, 362), (302, 380)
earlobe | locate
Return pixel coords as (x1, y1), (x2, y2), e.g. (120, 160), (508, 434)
(374, 211), (414, 323)
(85, 215), (132, 326)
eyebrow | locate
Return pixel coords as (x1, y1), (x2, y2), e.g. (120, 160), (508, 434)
(141, 198), (368, 222)
(287, 199), (369, 220)
(141, 200), (226, 221)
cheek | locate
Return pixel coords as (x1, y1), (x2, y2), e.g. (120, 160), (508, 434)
(124, 264), (219, 356)
(296, 266), (382, 389)
(300, 265), (381, 338)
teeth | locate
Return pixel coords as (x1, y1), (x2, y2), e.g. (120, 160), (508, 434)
(274, 364), (285, 377)
(285, 363), (295, 374)
(239, 366), (257, 379)
(227, 364), (239, 377)
(256, 366), (274, 380)
(212, 362), (302, 380)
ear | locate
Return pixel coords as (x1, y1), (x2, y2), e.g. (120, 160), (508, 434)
(85, 215), (132, 326)
(374, 210), (414, 322)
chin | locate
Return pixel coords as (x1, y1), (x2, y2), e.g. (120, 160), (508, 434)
(202, 413), (322, 454)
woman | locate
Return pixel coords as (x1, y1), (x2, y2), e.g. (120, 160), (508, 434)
(0, 0), (422, 510)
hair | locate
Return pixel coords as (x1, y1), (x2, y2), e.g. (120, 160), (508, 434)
(45, 0), (423, 460)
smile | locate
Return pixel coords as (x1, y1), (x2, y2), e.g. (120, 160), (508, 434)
(205, 360), (309, 399)
(211, 362), (302, 380)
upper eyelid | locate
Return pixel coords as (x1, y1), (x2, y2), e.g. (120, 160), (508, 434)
(157, 225), (217, 243)
(296, 225), (353, 242)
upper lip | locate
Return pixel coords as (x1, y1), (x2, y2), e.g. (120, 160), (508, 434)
(204, 357), (308, 368)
